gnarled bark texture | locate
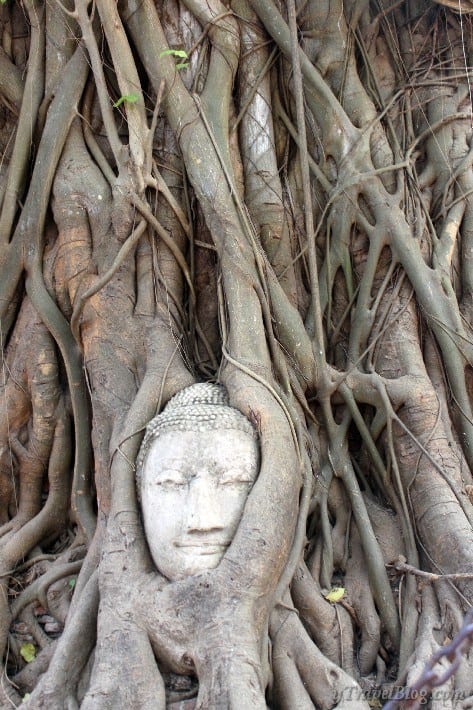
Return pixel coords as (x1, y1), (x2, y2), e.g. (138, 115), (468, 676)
(1, 0), (473, 707)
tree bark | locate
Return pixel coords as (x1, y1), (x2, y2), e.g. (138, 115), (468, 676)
(1, 0), (473, 707)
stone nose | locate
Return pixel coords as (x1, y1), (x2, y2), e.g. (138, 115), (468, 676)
(186, 477), (224, 534)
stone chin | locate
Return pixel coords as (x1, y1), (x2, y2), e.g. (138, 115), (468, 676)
(160, 544), (228, 581)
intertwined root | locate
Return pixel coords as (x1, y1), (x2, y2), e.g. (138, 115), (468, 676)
(1, 0), (473, 707)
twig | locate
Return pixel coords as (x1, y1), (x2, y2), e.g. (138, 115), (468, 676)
(389, 556), (473, 582)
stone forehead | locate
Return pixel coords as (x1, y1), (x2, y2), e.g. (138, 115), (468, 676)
(136, 383), (257, 479)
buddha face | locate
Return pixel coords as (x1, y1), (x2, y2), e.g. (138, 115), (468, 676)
(140, 428), (259, 580)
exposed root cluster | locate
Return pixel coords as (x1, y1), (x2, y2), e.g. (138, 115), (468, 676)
(0, 0), (473, 708)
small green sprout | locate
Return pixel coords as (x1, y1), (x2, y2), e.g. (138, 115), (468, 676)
(113, 93), (139, 108)
(159, 49), (188, 59)
(159, 49), (189, 70)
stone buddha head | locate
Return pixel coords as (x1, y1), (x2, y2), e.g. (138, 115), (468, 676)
(136, 383), (259, 580)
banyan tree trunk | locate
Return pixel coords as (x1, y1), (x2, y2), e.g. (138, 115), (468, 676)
(0, 0), (473, 707)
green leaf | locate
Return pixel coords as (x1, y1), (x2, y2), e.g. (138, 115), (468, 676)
(20, 643), (36, 663)
(159, 49), (188, 59)
(22, 694), (31, 703)
(325, 587), (346, 603)
(68, 577), (76, 590)
(176, 63), (189, 70)
(113, 93), (139, 108)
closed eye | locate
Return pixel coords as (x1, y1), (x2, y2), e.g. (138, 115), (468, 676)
(154, 470), (189, 487)
(219, 477), (254, 486)
(156, 478), (188, 490)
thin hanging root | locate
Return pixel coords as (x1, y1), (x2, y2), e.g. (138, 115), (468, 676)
(75, 0), (124, 168)
(221, 345), (300, 457)
(71, 220), (148, 342)
(275, 97), (331, 192)
(0, 668), (23, 707)
(81, 83), (116, 186)
(144, 81), (165, 176)
(288, 0), (325, 368)
(131, 195), (196, 300)
(150, 161), (190, 236)
(392, 408), (473, 523)
(95, 0), (148, 173)
(11, 560), (83, 619)
(316, 486), (335, 589)
(232, 46), (278, 134)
